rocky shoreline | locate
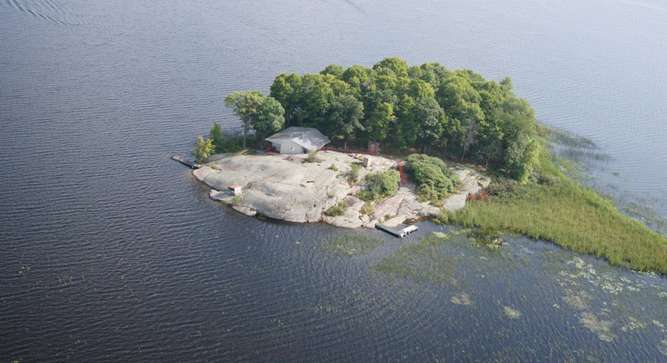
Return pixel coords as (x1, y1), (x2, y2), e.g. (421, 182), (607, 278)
(193, 151), (489, 228)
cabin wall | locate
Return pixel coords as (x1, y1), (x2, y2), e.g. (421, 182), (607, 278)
(277, 141), (305, 154)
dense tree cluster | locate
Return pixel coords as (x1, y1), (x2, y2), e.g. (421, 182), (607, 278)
(225, 57), (540, 182)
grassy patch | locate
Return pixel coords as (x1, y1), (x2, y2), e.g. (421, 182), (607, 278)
(373, 233), (457, 284)
(447, 176), (667, 274)
(324, 201), (347, 217)
(324, 234), (385, 256)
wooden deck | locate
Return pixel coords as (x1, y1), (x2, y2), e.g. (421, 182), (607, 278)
(171, 155), (201, 169)
(376, 224), (418, 238)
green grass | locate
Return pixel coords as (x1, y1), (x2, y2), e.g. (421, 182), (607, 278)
(323, 234), (385, 256)
(444, 162), (667, 274)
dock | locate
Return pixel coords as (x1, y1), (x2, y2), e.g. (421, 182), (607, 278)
(171, 154), (201, 169)
(376, 224), (418, 238)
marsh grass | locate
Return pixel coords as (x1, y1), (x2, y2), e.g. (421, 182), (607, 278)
(373, 233), (458, 284)
(447, 164), (667, 274)
(324, 234), (385, 256)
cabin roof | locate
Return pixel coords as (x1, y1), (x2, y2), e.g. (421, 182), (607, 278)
(266, 127), (330, 151)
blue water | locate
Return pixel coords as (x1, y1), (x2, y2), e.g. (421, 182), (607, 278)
(1, 0), (666, 361)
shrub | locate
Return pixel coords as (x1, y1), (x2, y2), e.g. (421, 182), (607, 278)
(209, 123), (244, 153)
(324, 201), (347, 217)
(303, 150), (321, 163)
(193, 136), (215, 163)
(360, 202), (374, 215)
(406, 154), (457, 202)
(358, 170), (400, 201)
(347, 162), (362, 184)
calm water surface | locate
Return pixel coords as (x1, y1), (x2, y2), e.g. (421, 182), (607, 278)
(1, 0), (666, 361)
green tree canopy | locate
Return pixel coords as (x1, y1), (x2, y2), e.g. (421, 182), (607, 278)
(224, 91), (285, 147)
(263, 57), (541, 181)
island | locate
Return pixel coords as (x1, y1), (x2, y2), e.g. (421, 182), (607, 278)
(188, 57), (667, 275)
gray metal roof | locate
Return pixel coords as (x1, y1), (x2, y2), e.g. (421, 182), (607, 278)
(266, 127), (330, 151)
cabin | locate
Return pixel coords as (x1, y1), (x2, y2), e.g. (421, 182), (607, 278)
(266, 127), (330, 154)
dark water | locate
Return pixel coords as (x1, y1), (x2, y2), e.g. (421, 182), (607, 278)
(1, 0), (666, 361)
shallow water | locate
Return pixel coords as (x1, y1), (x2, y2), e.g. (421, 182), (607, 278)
(1, 0), (666, 361)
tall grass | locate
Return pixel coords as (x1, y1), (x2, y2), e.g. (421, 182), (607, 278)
(445, 152), (667, 274)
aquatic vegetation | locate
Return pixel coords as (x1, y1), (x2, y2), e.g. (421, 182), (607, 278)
(450, 292), (472, 305)
(543, 126), (597, 150)
(503, 306), (522, 319)
(562, 289), (592, 311)
(323, 233), (384, 256)
(579, 312), (616, 342)
(620, 316), (646, 332)
(466, 227), (503, 249)
(373, 233), (458, 285)
(660, 338), (667, 357)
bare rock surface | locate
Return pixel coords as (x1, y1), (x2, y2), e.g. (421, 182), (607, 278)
(193, 151), (490, 228)
(442, 167), (491, 212)
(322, 196), (365, 228)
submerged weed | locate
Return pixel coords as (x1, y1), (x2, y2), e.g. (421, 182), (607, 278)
(374, 233), (457, 285)
(323, 234), (384, 256)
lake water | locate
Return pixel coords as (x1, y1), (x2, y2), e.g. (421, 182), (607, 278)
(1, 0), (666, 361)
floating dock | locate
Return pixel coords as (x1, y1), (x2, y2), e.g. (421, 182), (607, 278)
(376, 224), (418, 238)
(171, 154), (201, 169)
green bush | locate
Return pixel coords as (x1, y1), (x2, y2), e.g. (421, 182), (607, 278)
(358, 170), (400, 201)
(347, 162), (362, 183)
(406, 154), (457, 202)
(324, 201), (347, 217)
(193, 136), (215, 163)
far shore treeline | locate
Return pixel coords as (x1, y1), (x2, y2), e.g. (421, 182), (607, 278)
(221, 57), (539, 182)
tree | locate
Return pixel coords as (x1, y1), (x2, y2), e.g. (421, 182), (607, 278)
(326, 94), (364, 149)
(193, 136), (214, 163)
(372, 57), (409, 78)
(437, 72), (485, 159)
(209, 122), (225, 152)
(321, 64), (345, 78)
(229, 58), (543, 182)
(342, 65), (372, 95)
(270, 73), (302, 126)
(224, 91), (285, 148)
(364, 100), (395, 143)
(253, 96), (285, 143)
